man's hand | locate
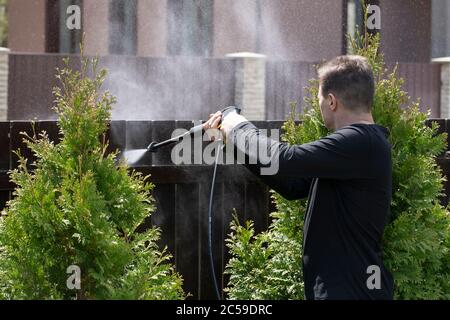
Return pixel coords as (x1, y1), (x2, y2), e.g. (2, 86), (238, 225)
(203, 111), (222, 141)
(204, 110), (248, 142)
(203, 111), (222, 131)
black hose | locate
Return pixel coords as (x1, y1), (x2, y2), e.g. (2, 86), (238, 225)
(146, 108), (240, 299)
(208, 141), (224, 300)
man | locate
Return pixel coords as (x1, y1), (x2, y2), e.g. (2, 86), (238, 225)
(204, 55), (394, 300)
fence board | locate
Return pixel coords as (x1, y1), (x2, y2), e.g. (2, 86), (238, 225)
(175, 182), (201, 299)
(0, 122), (10, 170)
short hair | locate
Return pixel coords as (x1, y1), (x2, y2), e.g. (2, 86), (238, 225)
(317, 55), (375, 112)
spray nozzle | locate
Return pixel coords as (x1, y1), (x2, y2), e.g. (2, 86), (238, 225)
(146, 142), (158, 152)
(146, 106), (241, 153)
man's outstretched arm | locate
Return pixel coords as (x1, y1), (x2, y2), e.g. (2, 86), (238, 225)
(220, 113), (312, 200)
(222, 114), (372, 181)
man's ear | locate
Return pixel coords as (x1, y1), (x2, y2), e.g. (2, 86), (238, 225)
(328, 93), (338, 111)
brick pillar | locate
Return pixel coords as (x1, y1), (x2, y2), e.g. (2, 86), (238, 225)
(226, 52), (266, 120)
(0, 48), (8, 121)
(433, 57), (450, 118)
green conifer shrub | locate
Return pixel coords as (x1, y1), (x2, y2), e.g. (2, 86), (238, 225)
(225, 29), (449, 300)
(0, 54), (185, 299)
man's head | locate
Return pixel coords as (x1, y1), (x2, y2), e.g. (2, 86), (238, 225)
(317, 55), (375, 130)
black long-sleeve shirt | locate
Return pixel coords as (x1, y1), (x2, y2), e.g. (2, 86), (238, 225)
(227, 121), (394, 300)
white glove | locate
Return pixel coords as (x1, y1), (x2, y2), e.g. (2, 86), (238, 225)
(220, 111), (248, 143)
(203, 110), (248, 143)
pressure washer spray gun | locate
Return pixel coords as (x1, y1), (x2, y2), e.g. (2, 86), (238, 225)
(122, 106), (241, 301)
(122, 106), (241, 165)
(147, 105), (241, 153)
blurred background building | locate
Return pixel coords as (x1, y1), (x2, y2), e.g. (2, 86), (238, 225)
(6, 0), (435, 62)
(0, 0), (447, 120)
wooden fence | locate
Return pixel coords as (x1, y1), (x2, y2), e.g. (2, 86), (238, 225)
(265, 61), (442, 119)
(7, 54), (442, 121)
(0, 119), (448, 299)
(7, 54), (236, 121)
(265, 60), (318, 119)
(0, 120), (283, 299)
(0, 119), (450, 299)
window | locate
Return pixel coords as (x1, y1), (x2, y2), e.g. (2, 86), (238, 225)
(346, 0), (379, 54)
(346, 0), (364, 53)
(59, 0), (82, 53)
(46, 0), (83, 53)
(167, 0), (213, 56)
(431, 0), (450, 59)
(109, 0), (137, 55)
(0, 0), (7, 47)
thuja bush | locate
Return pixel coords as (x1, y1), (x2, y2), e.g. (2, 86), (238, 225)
(0, 55), (185, 299)
(225, 31), (449, 299)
